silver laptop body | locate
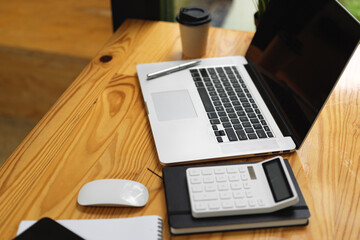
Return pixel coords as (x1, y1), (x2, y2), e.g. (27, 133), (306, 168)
(136, 0), (360, 165)
(137, 56), (295, 165)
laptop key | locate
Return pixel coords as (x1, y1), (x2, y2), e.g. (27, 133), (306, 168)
(240, 117), (248, 122)
(220, 117), (229, 122)
(256, 130), (267, 138)
(196, 82), (204, 87)
(216, 106), (224, 111)
(197, 87), (215, 112)
(218, 111), (227, 117)
(214, 101), (222, 106)
(253, 124), (262, 129)
(245, 128), (254, 133)
(200, 68), (209, 77)
(228, 113), (237, 118)
(248, 113), (256, 118)
(233, 124), (243, 130)
(236, 130), (248, 140)
(231, 119), (240, 124)
(221, 98), (230, 103)
(226, 108), (235, 113)
(208, 112), (218, 119)
(248, 133), (258, 139)
(210, 119), (220, 124)
(250, 118), (260, 124)
(243, 122), (251, 127)
(208, 68), (216, 74)
(225, 128), (238, 141)
(215, 130), (226, 136)
(237, 111), (245, 117)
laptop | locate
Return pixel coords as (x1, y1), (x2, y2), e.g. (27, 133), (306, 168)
(136, 0), (360, 165)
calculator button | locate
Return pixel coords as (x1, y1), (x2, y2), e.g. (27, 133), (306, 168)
(221, 201), (234, 209)
(203, 176), (215, 183)
(241, 173), (248, 181)
(208, 201), (220, 210)
(230, 182), (242, 190)
(243, 181), (251, 189)
(194, 192), (218, 201)
(248, 199), (256, 207)
(245, 190), (253, 198)
(190, 177), (202, 184)
(216, 175), (227, 182)
(228, 174), (240, 182)
(191, 185), (203, 193)
(234, 199), (247, 208)
(189, 169), (201, 176)
(233, 190), (245, 199)
(226, 167), (238, 173)
(214, 168), (225, 174)
(219, 192), (232, 200)
(239, 166), (246, 173)
(195, 202), (207, 210)
(202, 168), (213, 175)
(205, 185), (217, 192)
(218, 183), (229, 191)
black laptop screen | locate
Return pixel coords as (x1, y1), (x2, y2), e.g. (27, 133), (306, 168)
(245, 0), (360, 147)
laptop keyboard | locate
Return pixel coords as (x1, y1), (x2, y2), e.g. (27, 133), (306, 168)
(190, 66), (274, 143)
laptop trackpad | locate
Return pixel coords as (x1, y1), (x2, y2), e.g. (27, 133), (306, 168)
(151, 90), (198, 121)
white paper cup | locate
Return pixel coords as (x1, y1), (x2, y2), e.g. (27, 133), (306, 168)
(176, 7), (211, 58)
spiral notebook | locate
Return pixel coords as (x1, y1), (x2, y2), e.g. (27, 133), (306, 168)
(17, 216), (162, 240)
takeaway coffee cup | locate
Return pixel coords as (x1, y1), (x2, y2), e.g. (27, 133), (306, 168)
(176, 7), (211, 58)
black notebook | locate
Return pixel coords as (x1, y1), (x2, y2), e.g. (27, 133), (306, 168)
(162, 159), (310, 235)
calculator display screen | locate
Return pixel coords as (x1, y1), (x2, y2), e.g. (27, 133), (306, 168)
(262, 159), (293, 202)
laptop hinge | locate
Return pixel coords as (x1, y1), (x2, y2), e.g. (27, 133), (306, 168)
(244, 61), (300, 148)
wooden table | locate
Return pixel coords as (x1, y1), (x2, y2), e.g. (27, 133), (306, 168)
(1, 19), (359, 239)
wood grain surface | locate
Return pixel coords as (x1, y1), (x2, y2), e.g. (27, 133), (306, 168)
(0, 0), (112, 59)
(0, 0), (112, 120)
(0, 19), (359, 239)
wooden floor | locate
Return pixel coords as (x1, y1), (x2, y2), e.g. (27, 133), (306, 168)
(0, 0), (113, 165)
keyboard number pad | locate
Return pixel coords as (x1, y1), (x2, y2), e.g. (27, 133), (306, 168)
(186, 165), (264, 218)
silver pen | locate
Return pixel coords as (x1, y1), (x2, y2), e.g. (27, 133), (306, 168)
(147, 60), (201, 80)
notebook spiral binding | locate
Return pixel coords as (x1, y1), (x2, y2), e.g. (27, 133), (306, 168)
(157, 217), (163, 240)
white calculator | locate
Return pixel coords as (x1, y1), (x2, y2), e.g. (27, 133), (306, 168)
(186, 156), (299, 218)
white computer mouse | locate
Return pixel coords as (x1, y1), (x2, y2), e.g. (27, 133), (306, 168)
(77, 179), (149, 207)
